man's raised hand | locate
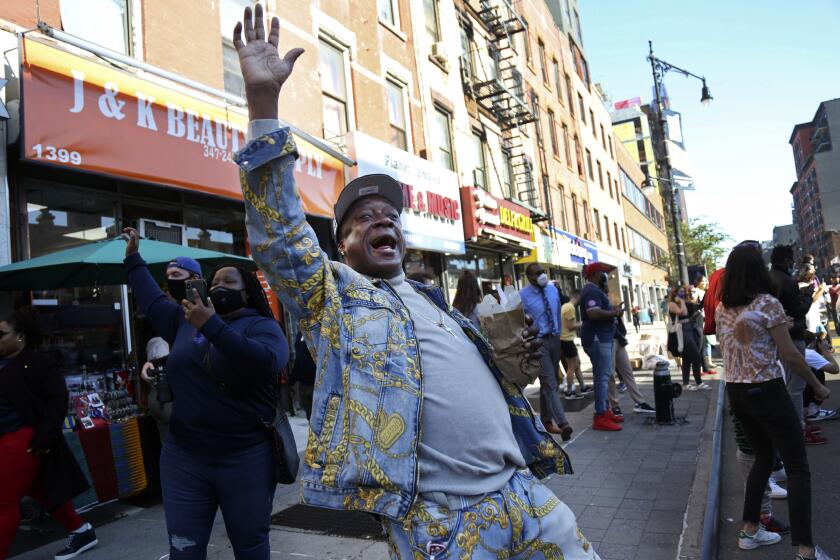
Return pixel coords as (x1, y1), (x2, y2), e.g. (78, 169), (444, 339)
(233, 3), (304, 120)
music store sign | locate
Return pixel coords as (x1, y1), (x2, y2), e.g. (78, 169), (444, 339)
(347, 132), (465, 254)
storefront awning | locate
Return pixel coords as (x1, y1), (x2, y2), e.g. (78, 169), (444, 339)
(0, 237), (256, 290)
(19, 37), (345, 218)
(517, 226), (575, 268)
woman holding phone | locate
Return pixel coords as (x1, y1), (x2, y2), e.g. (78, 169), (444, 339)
(123, 228), (288, 560)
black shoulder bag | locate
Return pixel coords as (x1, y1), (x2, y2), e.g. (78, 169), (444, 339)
(201, 340), (300, 485)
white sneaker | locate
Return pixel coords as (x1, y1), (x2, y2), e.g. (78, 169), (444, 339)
(738, 527), (782, 550)
(772, 466), (787, 482)
(769, 478), (788, 499)
(806, 408), (838, 422)
(696, 382), (712, 390)
(797, 545), (836, 560)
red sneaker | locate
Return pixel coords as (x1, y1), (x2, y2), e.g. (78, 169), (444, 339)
(806, 423), (823, 435)
(805, 432), (828, 445)
(593, 413), (622, 431)
(760, 514), (790, 534)
(703, 370), (717, 376)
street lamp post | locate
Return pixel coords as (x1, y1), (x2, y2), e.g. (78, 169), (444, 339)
(647, 40), (712, 286)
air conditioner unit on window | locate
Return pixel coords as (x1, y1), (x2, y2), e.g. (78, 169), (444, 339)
(430, 42), (448, 68)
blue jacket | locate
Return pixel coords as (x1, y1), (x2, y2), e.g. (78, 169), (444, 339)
(125, 253), (288, 453)
(235, 127), (571, 521)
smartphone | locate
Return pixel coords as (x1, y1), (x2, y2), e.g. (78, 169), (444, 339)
(184, 279), (207, 305)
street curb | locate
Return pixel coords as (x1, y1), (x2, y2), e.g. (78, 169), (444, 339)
(700, 380), (725, 559)
(677, 379), (724, 560)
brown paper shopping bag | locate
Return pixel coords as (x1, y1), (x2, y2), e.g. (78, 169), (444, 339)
(480, 305), (542, 386)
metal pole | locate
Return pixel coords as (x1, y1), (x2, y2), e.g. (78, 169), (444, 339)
(648, 41), (689, 285)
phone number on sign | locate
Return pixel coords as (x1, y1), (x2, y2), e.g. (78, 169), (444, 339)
(31, 144), (82, 165)
(202, 145), (234, 162)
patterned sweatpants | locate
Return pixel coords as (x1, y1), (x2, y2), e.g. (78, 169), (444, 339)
(383, 469), (600, 559)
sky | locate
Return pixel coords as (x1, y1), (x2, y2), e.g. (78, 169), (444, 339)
(579, 0), (840, 249)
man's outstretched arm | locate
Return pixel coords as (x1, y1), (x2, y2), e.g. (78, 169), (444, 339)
(232, 4), (333, 322)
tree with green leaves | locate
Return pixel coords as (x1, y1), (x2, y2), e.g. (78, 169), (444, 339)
(658, 217), (731, 282)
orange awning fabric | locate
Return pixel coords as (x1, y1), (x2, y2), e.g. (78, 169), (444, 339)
(20, 37), (344, 218)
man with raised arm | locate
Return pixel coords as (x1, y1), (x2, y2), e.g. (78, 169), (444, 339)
(230, 4), (600, 558)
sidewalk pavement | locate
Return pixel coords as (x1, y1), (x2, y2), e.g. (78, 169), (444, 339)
(717, 376), (840, 559)
(12, 323), (718, 560)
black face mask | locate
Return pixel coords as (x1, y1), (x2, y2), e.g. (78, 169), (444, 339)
(209, 288), (247, 315)
(167, 278), (187, 302)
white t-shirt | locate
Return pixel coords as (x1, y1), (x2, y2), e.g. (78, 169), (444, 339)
(805, 348), (830, 371)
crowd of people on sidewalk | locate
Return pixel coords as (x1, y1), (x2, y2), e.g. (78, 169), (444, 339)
(710, 243), (837, 560)
(1, 5), (838, 560)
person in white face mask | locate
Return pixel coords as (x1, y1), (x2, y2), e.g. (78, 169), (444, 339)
(520, 263), (572, 441)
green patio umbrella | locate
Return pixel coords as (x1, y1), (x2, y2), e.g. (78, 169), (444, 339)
(0, 237), (258, 290)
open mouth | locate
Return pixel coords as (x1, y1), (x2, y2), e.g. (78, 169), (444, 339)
(370, 232), (398, 255)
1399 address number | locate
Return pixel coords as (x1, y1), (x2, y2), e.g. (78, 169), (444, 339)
(32, 144), (82, 165)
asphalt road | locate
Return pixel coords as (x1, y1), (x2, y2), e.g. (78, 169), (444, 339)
(718, 376), (840, 559)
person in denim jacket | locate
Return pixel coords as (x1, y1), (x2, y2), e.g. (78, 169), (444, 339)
(230, 5), (599, 558)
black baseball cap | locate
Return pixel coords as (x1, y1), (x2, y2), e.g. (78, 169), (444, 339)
(332, 174), (404, 241)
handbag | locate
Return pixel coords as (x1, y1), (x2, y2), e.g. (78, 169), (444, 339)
(200, 335), (300, 485)
(236, 396), (300, 486)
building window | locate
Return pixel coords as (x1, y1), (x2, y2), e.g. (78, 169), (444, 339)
(586, 149), (593, 179)
(614, 222), (621, 251)
(320, 39), (350, 140)
(565, 75), (574, 115)
(589, 109), (595, 132)
(593, 208), (601, 240)
(468, 130), (487, 190)
(606, 171), (612, 198)
(621, 228), (627, 253)
(553, 59), (562, 101)
(61, 0), (132, 55)
(571, 193), (581, 235)
(459, 25), (475, 81)
(433, 106), (454, 171)
(578, 94), (586, 125)
(531, 92), (542, 142)
(424, 0), (440, 44)
(562, 123), (572, 166)
(600, 124), (607, 150)
(558, 185), (568, 231)
(597, 161), (603, 189)
(609, 136), (614, 159)
(502, 150), (514, 199)
(386, 78), (408, 150)
(604, 216), (611, 245)
(219, 0), (252, 96)
(521, 20), (532, 64)
(548, 109), (559, 157)
(575, 136), (584, 177)
(538, 39), (549, 84)
(582, 200), (591, 236)
(621, 168), (665, 230)
(378, 0), (399, 27)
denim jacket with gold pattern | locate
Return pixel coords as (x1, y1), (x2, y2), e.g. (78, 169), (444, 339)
(235, 127), (571, 521)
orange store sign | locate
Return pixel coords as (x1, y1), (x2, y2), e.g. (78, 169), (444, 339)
(20, 38), (343, 217)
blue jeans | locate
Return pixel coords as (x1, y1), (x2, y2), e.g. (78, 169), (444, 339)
(582, 336), (614, 415)
(160, 438), (276, 560)
(384, 470), (600, 559)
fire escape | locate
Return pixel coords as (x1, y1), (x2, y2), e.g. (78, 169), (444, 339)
(461, 0), (542, 215)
